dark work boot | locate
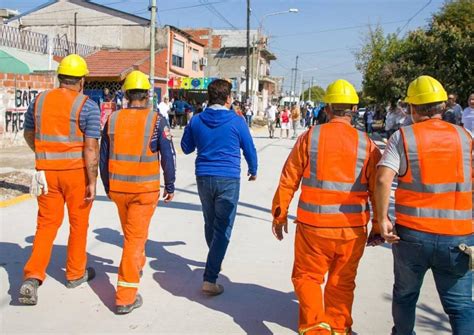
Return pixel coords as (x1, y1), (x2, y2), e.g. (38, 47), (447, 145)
(116, 294), (143, 315)
(66, 267), (96, 288)
(19, 278), (40, 305)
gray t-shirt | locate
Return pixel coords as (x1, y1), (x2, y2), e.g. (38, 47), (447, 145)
(377, 130), (407, 175)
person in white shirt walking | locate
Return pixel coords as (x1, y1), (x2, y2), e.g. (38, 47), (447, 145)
(158, 96), (171, 124)
(265, 103), (277, 138)
(462, 93), (474, 135)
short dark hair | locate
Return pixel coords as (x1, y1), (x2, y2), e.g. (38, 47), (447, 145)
(58, 74), (82, 85)
(125, 89), (148, 102)
(208, 79), (232, 105)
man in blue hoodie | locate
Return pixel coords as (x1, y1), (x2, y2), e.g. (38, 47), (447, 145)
(181, 79), (258, 295)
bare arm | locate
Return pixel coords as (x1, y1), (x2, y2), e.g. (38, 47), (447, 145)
(24, 130), (35, 151)
(374, 166), (400, 243)
(84, 137), (99, 202)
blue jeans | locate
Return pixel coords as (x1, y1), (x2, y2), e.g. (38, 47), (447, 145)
(392, 225), (473, 335)
(197, 176), (240, 283)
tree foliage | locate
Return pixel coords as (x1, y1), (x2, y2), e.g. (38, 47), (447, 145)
(301, 85), (325, 102)
(355, 0), (474, 106)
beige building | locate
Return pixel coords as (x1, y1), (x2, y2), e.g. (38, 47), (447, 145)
(6, 0), (151, 50)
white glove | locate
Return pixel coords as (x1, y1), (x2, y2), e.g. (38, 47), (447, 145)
(30, 171), (48, 197)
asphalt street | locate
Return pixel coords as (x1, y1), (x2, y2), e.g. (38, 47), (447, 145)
(0, 129), (449, 334)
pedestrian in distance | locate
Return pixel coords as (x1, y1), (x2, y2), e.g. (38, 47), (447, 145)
(290, 104), (301, 139)
(265, 102), (277, 138)
(461, 93), (474, 134)
(280, 106), (291, 139)
(181, 79), (258, 295)
(375, 75), (473, 335)
(19, 54), (100, 305)
(446, 93), (463, 126)
(157, 96), (171, 125)
(272, 79), (383, 335)
(173, 96), (192, 129)
(275, 106), (281, 128)
(99, 70), (176, 314)
(245, 103), (254, 127)
(364, 108), (375, 134)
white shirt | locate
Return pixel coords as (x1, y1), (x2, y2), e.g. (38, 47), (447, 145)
(462, 107), (474, 134)
(265, 105), (277, 121)
(158, 102), (171, 119)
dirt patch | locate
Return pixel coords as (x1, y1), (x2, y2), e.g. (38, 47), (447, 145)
(0, 170), (32, 201)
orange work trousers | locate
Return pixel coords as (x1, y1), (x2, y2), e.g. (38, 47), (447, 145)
(292, 224), (366, 335)
(24, 168), (92, 282)
(110, 191), (159, 306)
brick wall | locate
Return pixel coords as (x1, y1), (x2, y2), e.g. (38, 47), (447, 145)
(0, 72), (56, 147)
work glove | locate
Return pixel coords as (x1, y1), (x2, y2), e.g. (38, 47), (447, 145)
(459, 244), (474, 271)
(30, 171), (48, 197)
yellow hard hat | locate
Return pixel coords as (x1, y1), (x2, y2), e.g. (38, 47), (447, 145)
(404, 75), (447, 105)
(57, 54), (89, 77)
(123, 70), (151, 91)
(323, 79), (359, 104)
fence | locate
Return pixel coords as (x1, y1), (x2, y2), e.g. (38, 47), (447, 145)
(0, 25), (98, 57)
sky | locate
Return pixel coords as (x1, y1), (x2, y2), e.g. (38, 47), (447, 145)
(9, 0), (446, 92)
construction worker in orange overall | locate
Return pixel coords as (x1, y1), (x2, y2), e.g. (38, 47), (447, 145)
(375, 75), (473, 334)
(20, 54), (101, 305)
(272, 79), (383, 335)
(99, 70), (176, 314)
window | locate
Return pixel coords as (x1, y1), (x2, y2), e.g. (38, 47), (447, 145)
(172, 39), (184, 68)
(192, 49), (199, 71)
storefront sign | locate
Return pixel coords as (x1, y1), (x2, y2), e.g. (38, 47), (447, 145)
(168, 77), (217, 90)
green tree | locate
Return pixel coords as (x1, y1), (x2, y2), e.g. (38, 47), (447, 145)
(301, 85), (325, 102)
(355, 0), (474, 106)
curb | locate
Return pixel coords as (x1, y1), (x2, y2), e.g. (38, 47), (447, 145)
(0, 194), (32, 208)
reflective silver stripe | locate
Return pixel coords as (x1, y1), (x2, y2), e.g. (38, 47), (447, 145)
(301, 125), (368, 192)
(110, 173), (160, 183)
(117, 280), (139, 288)
(141, 110), (156, 159)
(69, 94), (86, 141)
(35, 151), (84, 160)
(35, 91), (85, 143)
(400, 125), (472, 193)
(35, 134), (84, 142)
(298, 200), (369, 214)
(395, 204), (472, 220)
(34, 91), (49, 137)
(110, 154), (157, 163)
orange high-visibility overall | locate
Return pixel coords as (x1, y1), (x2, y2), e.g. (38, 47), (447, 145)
(107, 108), (160, 306)
(396, 119), (473, 235)
(272, 119), (382, 334)
(24, 88), (91, 282)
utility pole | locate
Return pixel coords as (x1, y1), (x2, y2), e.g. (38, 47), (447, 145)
(291, 55), (299, 106)
(149, 0), (157, 108)
(74, 12), (77, 54)
(245, 0), (250, 104)
(309, 76), (313, 102)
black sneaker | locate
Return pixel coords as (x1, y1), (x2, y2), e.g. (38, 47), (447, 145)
(19, 278), (40, 305)
(116, 294), (143, 315)
(66, 267), (96, 288)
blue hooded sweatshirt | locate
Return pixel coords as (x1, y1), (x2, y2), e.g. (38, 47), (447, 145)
(181, 106), (258, 178)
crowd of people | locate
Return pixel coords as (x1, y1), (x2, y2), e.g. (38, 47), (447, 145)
(17, 53), (473, 335)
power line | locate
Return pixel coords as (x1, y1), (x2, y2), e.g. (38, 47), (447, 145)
(199, 0), (238, 30)
(396, 0), (433, 36)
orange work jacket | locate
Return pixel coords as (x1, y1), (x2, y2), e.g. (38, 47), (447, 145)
(296, 120), (374, 228)
(34, 88), (88, 170)
(396, 119), (473, 235)
(108, 108), (160, 193)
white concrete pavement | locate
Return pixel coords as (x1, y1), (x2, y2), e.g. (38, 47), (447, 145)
(0, 130), (449, 334)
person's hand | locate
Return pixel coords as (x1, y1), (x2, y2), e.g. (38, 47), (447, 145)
(85, 183), (96, 203)
(163, 192), (174, 203)
(380, 217), (400, 244)
(367, 231), (385, 247)
(272, 219), (288, 241)
(248, 173), (257, 181)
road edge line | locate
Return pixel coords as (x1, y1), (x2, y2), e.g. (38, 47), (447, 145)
(0, 194), (32, 208)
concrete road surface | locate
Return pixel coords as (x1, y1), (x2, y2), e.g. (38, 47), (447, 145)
(0, 130), (450, 334)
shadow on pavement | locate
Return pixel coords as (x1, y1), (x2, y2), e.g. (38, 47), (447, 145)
(382, 293), (450, 333)
(0, 236), (117, 312)
(93, 227), (298, 335)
